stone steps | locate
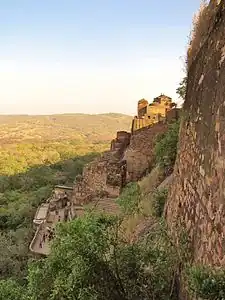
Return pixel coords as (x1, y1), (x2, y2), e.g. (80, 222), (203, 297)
(74, 197), (120, 216)
(91, 198), (120, 215)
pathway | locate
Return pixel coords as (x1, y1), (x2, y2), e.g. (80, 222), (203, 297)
(30, 208), (65, 255)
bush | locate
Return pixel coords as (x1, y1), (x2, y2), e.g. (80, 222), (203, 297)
(24, 213), (179, 300)
(154, 121), (180, 170)
(116, 183), (141, 215)
(0, 279), (25, 300)
(187, 265), (225, 299)
(151, 188), (168, 218)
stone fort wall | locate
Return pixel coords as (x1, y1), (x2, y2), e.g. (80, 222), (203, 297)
(165, 0), (225, 268)
(132, 94), (177, 132)
(72, 98), (180, 208)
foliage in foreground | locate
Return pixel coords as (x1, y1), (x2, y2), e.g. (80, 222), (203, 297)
(187, 265), (225, 300)
(154, 120), (180, 170)
(0, 214), (180, 300)
(0, 279), (25, 300)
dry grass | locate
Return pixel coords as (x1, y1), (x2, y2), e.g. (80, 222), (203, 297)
(120, 166), (165, 242)
(138, 165), (164, 195)
(187, 0), (220, 68)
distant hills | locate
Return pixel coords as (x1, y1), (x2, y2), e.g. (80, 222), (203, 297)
(0, 113), (132, 144)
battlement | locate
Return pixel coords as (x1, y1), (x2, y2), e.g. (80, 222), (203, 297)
(132, 94), (177, 132)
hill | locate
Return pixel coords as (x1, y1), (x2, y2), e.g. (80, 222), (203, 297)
(0, 113), (132, 144)
(0, 112), (132, 283)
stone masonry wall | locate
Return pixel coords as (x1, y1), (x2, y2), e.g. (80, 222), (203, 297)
(72, 132), (130, 205)
(124, 122), (168, 182)
(165, 1), (225, 266)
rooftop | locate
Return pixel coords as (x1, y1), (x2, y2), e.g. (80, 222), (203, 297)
(34, 203), (49, 221)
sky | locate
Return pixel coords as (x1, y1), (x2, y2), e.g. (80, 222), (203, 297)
(0, 0), (201, 115)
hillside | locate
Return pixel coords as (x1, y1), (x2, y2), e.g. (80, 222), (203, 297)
(0, 113), (132, 144)
(0, 113), (132, 285)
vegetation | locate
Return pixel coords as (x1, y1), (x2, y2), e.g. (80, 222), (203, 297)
(116, 183), (141, 215)
(187, 0), (212, 68)
(187, 265), (225, 300)
(0, 152), (99, 282)
(151, 188), (168, 218)
(0, 113), (131, 145)
(0, 113), (130, 288)
(1, 214), (181, 300)
(154, 120), (180, 170)
(176, 76), (187, 101)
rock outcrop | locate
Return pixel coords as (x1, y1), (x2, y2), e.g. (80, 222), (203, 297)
(166, 0), (225, 266)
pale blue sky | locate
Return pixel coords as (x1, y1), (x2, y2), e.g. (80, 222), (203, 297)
(0, 0), (200, 115)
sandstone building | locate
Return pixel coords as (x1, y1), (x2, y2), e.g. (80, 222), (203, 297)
(131, 94), (177, 132)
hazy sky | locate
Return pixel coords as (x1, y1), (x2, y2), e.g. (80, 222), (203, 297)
(0, 0), (201, 115)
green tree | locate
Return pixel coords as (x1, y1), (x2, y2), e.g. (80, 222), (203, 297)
(176, 76), (187, 100)
(26, 213), (178, 300)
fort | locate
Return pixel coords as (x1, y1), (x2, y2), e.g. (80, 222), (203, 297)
(30, 94), (180, 255)
(131, 94), (178, 132)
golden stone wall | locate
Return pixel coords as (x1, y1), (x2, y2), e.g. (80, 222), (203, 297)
(132, 94), (175, 132)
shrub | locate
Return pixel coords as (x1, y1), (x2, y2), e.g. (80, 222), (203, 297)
(116, 183), (141, 215)
(151, 188), (168, 218)
(25, 213), (179, 300)
(0, 279), (25, 300)
(187, 265), (225, 299)
(154, 121), (180, 170)
(176, 76), (187, 101)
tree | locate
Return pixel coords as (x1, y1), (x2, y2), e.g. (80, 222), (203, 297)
(26, 213), (178, 300)
(176, 76), (187, 101)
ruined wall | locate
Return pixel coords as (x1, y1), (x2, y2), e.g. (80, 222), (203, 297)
(111, 131), (130, 153)
(73, 132), (130, 205)
(166, 108), (181, 123)
(166, 1), (225, 266)
(124, 122), (168, 182)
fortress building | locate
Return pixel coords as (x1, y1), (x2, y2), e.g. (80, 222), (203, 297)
(131, 94), (177, 132)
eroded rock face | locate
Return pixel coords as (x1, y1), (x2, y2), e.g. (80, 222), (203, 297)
(166, 1), (225, 266)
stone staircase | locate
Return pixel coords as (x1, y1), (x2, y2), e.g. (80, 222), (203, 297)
(74, 197), (120, 217)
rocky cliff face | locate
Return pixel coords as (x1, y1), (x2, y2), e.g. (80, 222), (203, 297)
(166, 0), (225, 266)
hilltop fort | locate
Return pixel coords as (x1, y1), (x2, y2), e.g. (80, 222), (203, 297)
(131, 94), (179, 132)
(30, 94), (180, 255)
